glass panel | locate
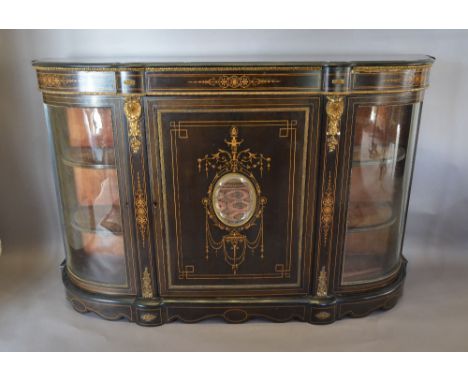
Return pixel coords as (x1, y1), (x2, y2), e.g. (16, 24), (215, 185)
(46, 105), (127, 287)
(212, 172), (257, 227)
(342, 102), (421, 284)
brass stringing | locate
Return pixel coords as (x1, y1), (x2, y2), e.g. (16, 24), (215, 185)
(325, 95), (344, 153)
(321, 174), (334, 245)
(38, 73), (77, 88)
(197, 126), (271, 274)
(124, 97), (143, 154)
(188, 75), (280, 89)
(316, 266), (328, 297)
(141, 267), (153, 299)
(134, 176), (149, 245)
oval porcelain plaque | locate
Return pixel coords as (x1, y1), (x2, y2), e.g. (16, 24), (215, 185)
(212, 172), (257, 227)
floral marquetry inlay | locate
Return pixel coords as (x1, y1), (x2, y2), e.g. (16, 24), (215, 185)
(134, 176), (149, 245)
(38, 73), (77, 88)
(188, 75), (280, 89)
(315, 311), (331, 320)
(140, 313), (157, 322)
(321, 174), (335, 245)
(197, 126), (271, 274)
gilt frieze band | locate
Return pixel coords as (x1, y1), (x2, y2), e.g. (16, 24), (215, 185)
(35, 63), (432, 95)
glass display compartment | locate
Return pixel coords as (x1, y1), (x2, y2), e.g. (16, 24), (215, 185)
(46, 105), (128, 289)
(342, 102), (421, 284)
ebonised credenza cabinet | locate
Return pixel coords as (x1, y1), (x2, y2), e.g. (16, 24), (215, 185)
(33, 56), (434, 325)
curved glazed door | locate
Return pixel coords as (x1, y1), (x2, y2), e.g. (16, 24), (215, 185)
(43, 95), (137, 295)
(338, 93), (423, 287)
(146, 97), (320, 296)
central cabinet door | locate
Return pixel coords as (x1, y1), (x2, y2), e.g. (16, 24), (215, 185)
(146, 97), (321, 296)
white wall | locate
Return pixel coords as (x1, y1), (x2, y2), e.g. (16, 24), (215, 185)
(0, 30), (466, 267)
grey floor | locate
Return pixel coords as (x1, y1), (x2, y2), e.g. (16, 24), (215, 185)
(0, 242), (467, 351)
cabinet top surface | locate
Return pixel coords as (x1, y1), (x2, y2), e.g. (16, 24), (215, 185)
(33, 54), (434, 69)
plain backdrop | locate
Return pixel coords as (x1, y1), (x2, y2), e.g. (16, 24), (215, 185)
(0, 30), (467, 351)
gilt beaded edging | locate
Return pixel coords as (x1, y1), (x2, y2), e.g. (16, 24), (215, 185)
(34, 63), (432, 73)
(37, 88), (430, 97)
(34, 65), (322, 72)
